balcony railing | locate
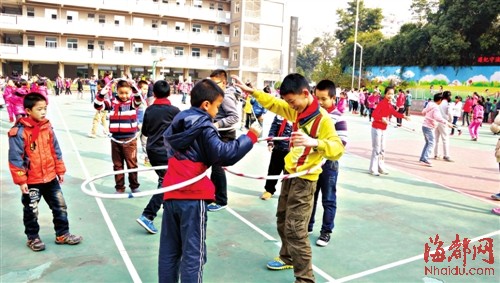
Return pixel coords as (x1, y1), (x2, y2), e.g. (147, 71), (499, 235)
(0, 13), (230, 47)
(25, 0), (230, 23)
(0, 44), (229, 69)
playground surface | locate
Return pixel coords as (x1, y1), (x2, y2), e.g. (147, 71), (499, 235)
(1, 94), (499, 283)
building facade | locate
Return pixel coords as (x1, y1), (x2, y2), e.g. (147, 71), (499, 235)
(0, 0), (296, 88)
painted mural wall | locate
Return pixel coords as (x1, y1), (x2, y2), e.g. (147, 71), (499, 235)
(364, 66), (500, 87)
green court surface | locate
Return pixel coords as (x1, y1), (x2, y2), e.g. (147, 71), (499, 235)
(1, 94), (499, 283)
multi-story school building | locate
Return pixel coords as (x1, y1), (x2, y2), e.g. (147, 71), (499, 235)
(0, 0), (297, 88)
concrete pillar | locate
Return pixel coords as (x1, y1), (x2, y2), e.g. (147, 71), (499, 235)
(57, 62), (64, 78)
(183, 68), (190, 82)
(22, 61), (29, 77)
(92, 64), (98, 78)
(124, 65), (131, 78)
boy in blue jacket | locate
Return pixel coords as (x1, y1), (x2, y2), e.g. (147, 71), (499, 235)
(158, 79), (261, 283)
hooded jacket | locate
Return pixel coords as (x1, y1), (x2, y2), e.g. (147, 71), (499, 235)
(162, 107), (257, 200)
(8, 117), (66, 185)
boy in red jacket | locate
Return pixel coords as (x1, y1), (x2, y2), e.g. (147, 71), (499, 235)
(158, 79), (261, 282)
(8, 93), (82, 252)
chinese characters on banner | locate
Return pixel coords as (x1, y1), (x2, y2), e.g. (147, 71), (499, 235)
(477, 56), (500, 64)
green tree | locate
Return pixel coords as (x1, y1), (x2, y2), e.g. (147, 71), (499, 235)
(336, 0), (383, 43)
(296, 43), (321, 81)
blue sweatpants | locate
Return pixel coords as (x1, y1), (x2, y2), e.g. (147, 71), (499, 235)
(158, 199), (207, 283)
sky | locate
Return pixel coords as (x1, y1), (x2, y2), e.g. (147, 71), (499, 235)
(287, 0), (414, 44)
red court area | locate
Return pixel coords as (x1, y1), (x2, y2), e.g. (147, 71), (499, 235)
(348, 134), (499, 201)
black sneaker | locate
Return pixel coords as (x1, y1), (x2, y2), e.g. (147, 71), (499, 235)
(316, 232), (330, 247)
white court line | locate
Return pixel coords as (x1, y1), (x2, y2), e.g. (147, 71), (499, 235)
(226, 207), (337, 282)
(52, 99), (142, 283)
(333, 230), (500, 283)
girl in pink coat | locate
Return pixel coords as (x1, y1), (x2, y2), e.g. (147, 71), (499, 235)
(420, 93), (451, 166)
(469, 98), (485, 141)
(3, 79), (16, 122)
(11, 81), (30, 119)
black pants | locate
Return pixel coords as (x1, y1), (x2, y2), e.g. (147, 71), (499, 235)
(142, 149), (168, 220)
(211, 132), (235, 206)
(264, 149), (289, 194)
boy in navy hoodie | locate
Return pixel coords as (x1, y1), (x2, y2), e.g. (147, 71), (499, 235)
(158, 79), (260, 283)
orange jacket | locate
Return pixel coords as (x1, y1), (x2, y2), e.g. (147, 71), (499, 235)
(8, 118), (66, 185)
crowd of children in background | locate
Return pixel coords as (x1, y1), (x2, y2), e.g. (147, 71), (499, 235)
(2, 69), (500, 283)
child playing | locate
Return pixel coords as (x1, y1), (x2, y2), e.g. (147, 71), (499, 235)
(490, 138), (500, 215)
(158, 79), (261, 282)
(89, 79), (108, 138)
(12, 80), (30, 120)
(308, 79), (348, 247)
(260, 114), (292, 200)
(76, 77), (84, 100)
(469, 98), (485, 141)
(420, 93), (453, 166)
(8, 93), (82, 252)
(136, 80), (180, 234)
(233, 73), (344, 283)
(370, 86), (409, 175)
(3, 79), (16, 122)
(94, 80), (142, 194)
(136, 80), (150, 166)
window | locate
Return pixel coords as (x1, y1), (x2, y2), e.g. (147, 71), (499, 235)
(207, 49), (213, 58)
(45, 37), (57, 48)
(233, 26), (239, 37)
(191, 48), (200, 57)
(194, 0), (202, 8)
(114, 41), (124, 52)
(216, 26), (222, 35)
(235, 1), (240, 13)
(27, 7), (35, 17)
(174, 47), (184, 56)
(150, 46), (158, 56)
(152, 20), (158, 28)
(133, 43), (143, 54)
(99, 15), (105, 24)
(88, 40), (94, 50)
(98, 40), (105, 50)
(175, 22), (185, 31)
(27, 36), (35, 47)
(45, 9), (57, 20)
(208, 25), (214, 33)
(209, 2), (215, 10)
(153, 0), (158, 2)
(88, 13), (95, 21)
(162, 0), (168, 3)
(67, 15), (73, 22)
(161, 20), (168, 27)
(114, 15), (124, 26)
(217, 3), (223, 11)
(67, 38), (78, 50)
(176, 0), (185, 5)
(232, 50), (238, 61)
(192, 24), (201, 33)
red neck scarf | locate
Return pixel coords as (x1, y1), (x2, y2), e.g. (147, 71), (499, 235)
(26, 117), (42, 150)
(153, 98), (172, 105)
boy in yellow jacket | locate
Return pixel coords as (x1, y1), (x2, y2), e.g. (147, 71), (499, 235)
(234, 74), (344, 283)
